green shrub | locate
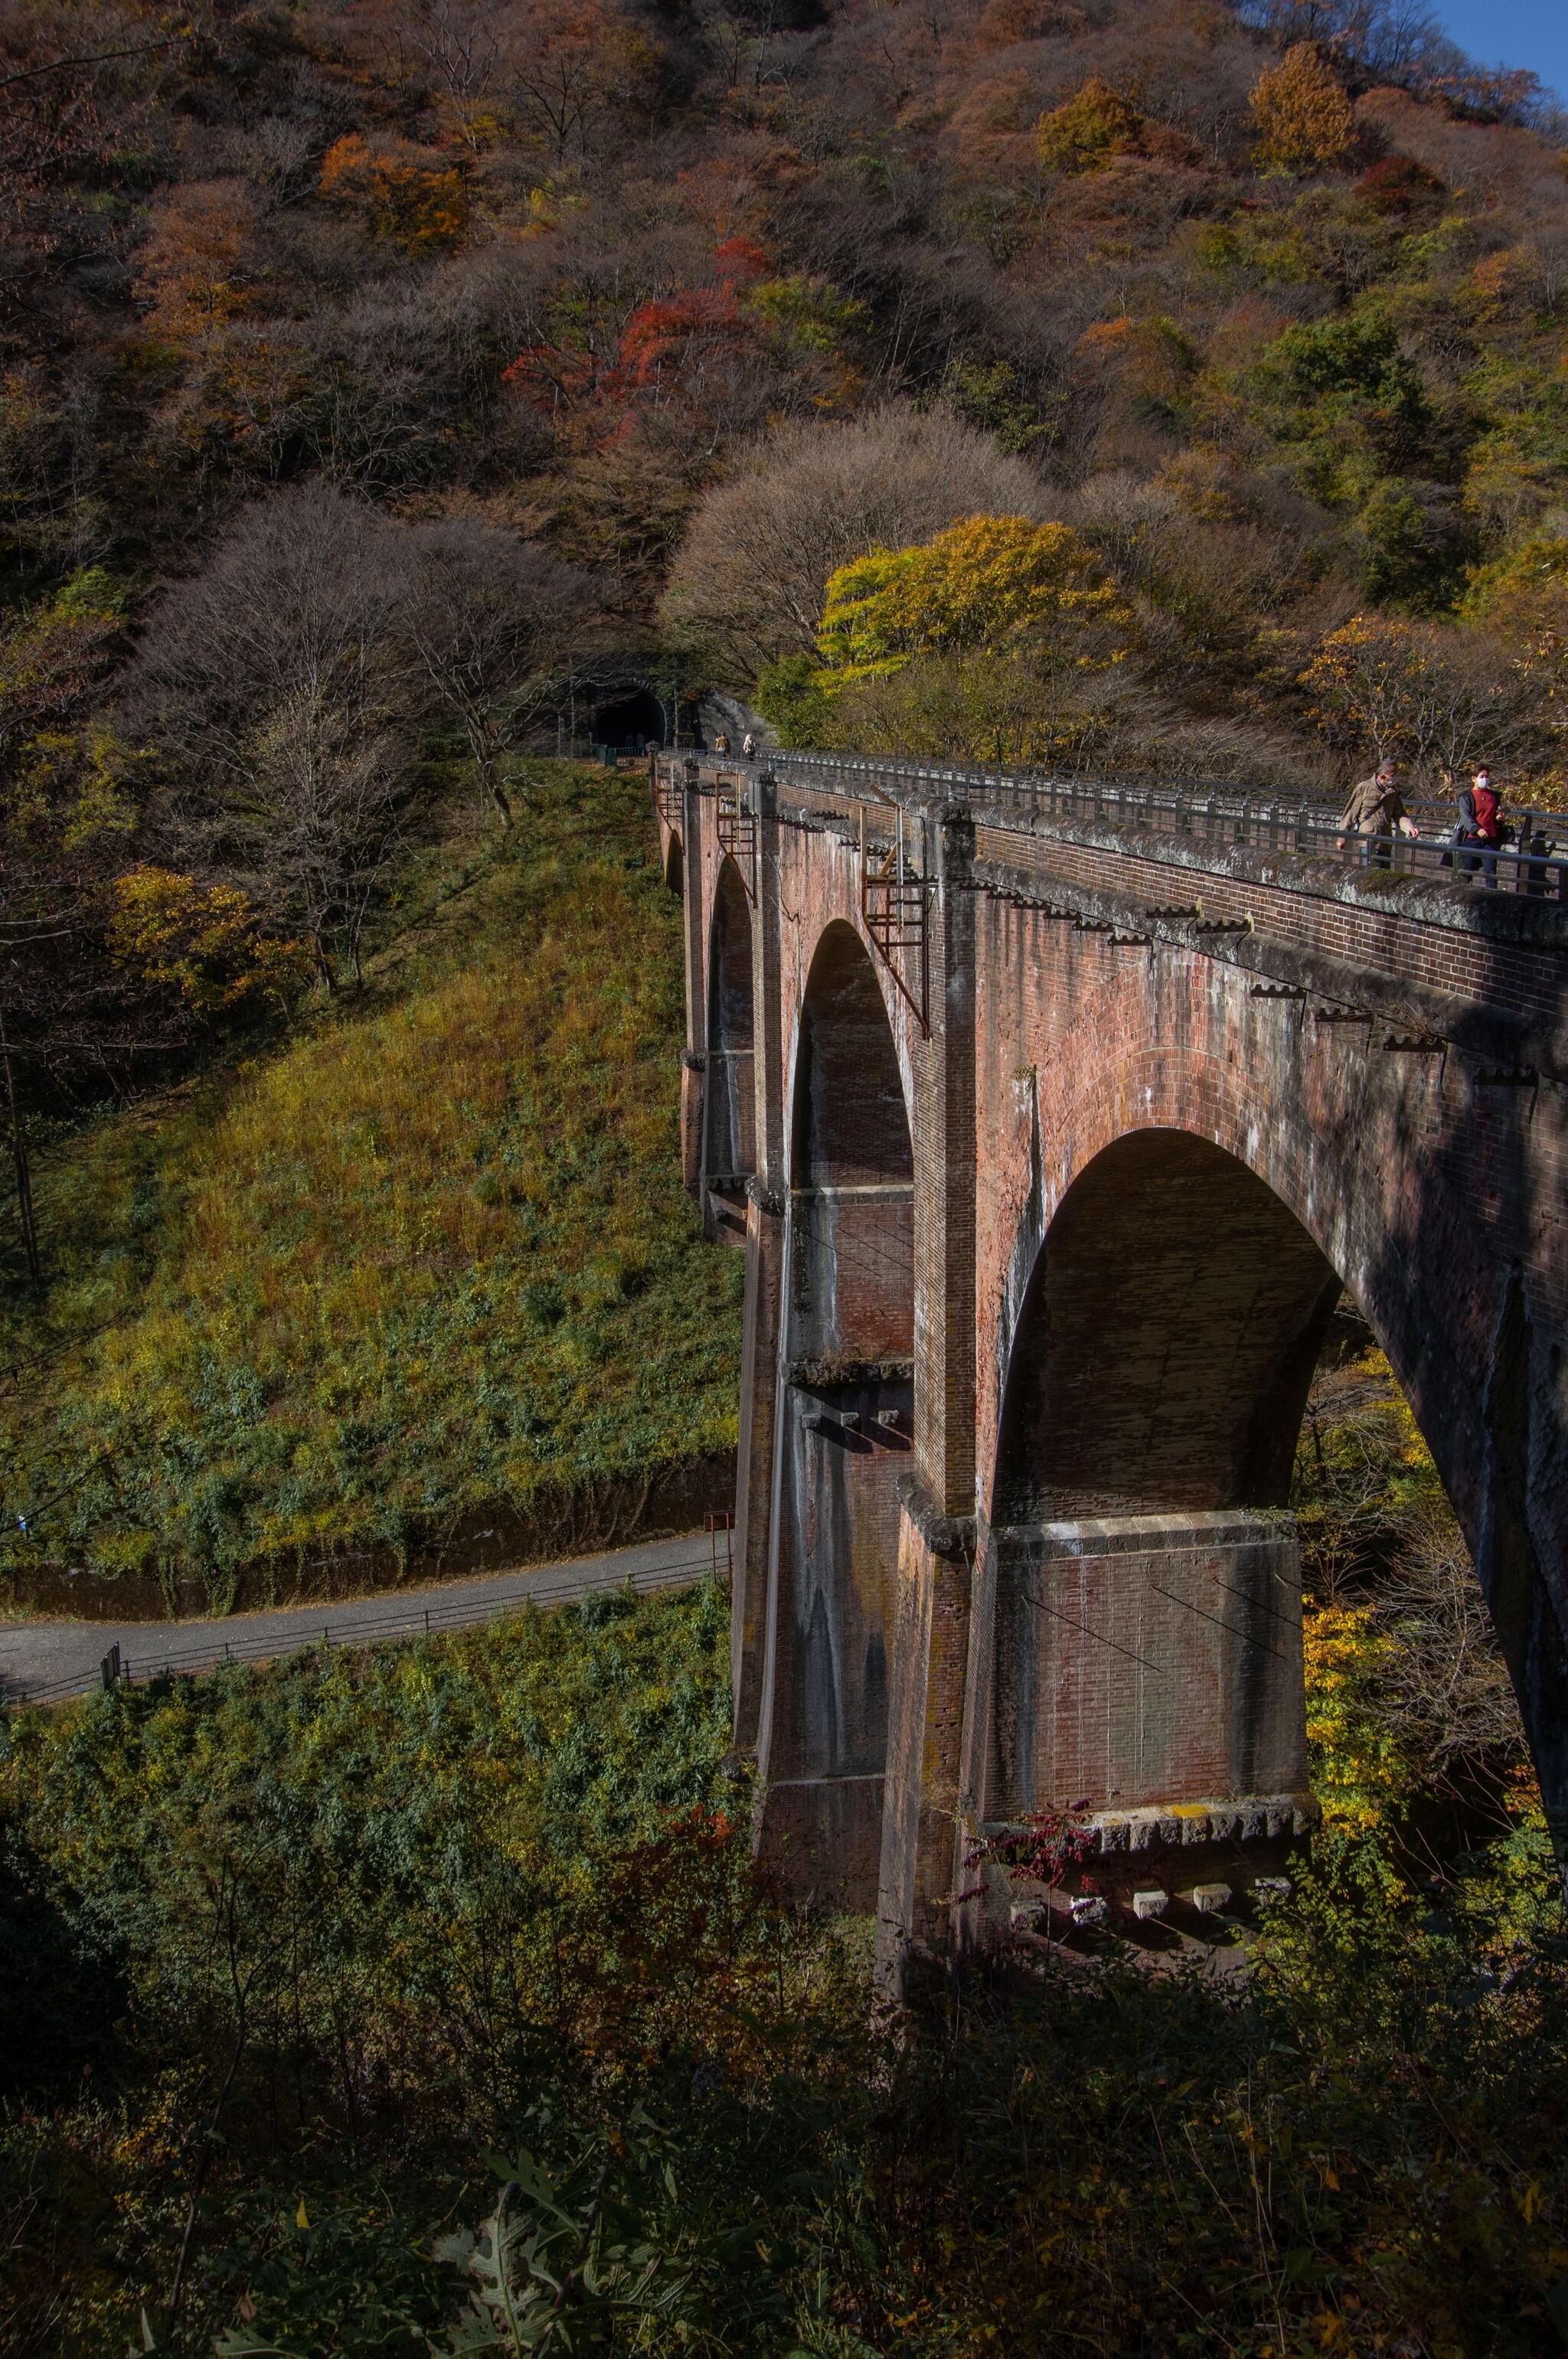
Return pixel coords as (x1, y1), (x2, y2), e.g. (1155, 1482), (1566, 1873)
(2, 1573), (1563, 2357)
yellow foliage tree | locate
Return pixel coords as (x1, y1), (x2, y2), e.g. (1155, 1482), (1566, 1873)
(109, 869), (310, 1015)
(1301, 1602), (1415, 1836)
(1250, 44), (1355, 176)
(815, 514), (1129, 682)
(1037, 77), (1145, 176)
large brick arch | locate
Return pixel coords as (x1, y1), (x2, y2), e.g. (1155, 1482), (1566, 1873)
(663, 829), (683, 899)
(959, 1053), (1566, 1944)
(979, 1046), (1568, 1858)
(790, 919), (913, 1194)
(991, 1129), (1341, 1526)
(982, 1046), (1543, 1620)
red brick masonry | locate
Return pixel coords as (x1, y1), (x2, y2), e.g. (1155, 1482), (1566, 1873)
(658, 757), (1568, 1989)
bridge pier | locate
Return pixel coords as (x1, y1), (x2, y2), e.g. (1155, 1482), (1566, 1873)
(731, 1185), (782, 1751)
(951, 1511), (1311, 1946)
(677, 759), (706, 1194)
(877, 1484), (975, 1978)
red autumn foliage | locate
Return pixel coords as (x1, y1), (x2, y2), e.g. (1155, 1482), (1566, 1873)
(504, 238), (771, 425)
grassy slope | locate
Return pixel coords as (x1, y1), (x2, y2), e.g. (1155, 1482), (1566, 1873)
(0, 766), (742, 1601)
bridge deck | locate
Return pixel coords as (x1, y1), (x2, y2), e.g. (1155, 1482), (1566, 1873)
(694, 750), (1568, 905)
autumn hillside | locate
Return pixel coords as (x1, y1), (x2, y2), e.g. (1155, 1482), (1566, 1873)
(3, 0), (1568, 1590)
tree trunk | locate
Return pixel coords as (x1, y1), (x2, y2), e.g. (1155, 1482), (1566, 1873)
(0, 1001), (41, 1286)
(469, 720), (514, 828)
(488, 766), (514, 827)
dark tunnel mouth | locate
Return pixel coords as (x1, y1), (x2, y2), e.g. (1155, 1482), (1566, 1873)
(593, 690), (664, 747)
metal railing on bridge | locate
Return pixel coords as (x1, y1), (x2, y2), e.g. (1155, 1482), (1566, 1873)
(665, 750), (1568, 905)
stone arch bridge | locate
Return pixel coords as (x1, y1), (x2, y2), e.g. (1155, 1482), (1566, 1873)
(654, 751), (1568, 1985)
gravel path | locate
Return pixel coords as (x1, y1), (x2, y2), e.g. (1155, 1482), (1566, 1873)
(0, 1529), (726, 1707)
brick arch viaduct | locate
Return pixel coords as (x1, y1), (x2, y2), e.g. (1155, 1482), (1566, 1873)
(654, 752), (1568, 1988)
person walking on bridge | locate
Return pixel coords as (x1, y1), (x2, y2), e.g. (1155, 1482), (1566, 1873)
(1337, 760), (1419, 867)
(1452, 763), (1501, 888)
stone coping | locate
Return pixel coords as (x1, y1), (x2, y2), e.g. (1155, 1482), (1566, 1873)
(791, 1356), (916, 1388)
(982, 1792), (1319, 1854)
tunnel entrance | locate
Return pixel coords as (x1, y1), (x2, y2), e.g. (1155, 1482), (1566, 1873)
(592, 689), (664, 750)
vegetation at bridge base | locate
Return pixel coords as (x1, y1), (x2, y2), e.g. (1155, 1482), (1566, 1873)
(2, 1565), (1564, 2357)
(1292, 1299), (1541, 1859)
(0, 764), (742, 1609)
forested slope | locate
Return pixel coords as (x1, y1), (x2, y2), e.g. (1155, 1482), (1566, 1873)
(4, 0), (1567, 1586)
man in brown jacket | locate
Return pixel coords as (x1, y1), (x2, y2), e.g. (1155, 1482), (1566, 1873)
(1336, 760), (1420, 865)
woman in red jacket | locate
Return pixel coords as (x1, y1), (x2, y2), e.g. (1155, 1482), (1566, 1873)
(1453, 765), (1501, 888)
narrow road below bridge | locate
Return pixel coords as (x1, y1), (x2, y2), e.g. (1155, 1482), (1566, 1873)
(0, 1529), (722, 1707)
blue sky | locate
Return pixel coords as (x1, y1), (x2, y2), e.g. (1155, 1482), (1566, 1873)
(1433, 1), (1568, 99)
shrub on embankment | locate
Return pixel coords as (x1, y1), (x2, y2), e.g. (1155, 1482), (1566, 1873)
(0, 765), (743, 1612)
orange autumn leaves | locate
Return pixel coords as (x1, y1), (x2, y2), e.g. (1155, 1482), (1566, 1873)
(318, 136), (469, 253)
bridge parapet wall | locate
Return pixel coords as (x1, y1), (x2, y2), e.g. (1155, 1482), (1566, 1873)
(970, 817), (1567, 1066)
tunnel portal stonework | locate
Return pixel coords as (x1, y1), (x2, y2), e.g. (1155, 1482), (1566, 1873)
(656, 756), (1568, 1987)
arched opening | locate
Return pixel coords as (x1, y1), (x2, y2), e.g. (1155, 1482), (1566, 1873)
(760, 922), (915, 1907)
(993, 1130), (1340, 1526)
(701, 859), (754, 1242)
(970, 1122), (1547, 1929)
(593, 688), (663, 750)
(663, 832), (683, 901)
(978, 1129), (1345, 1900)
